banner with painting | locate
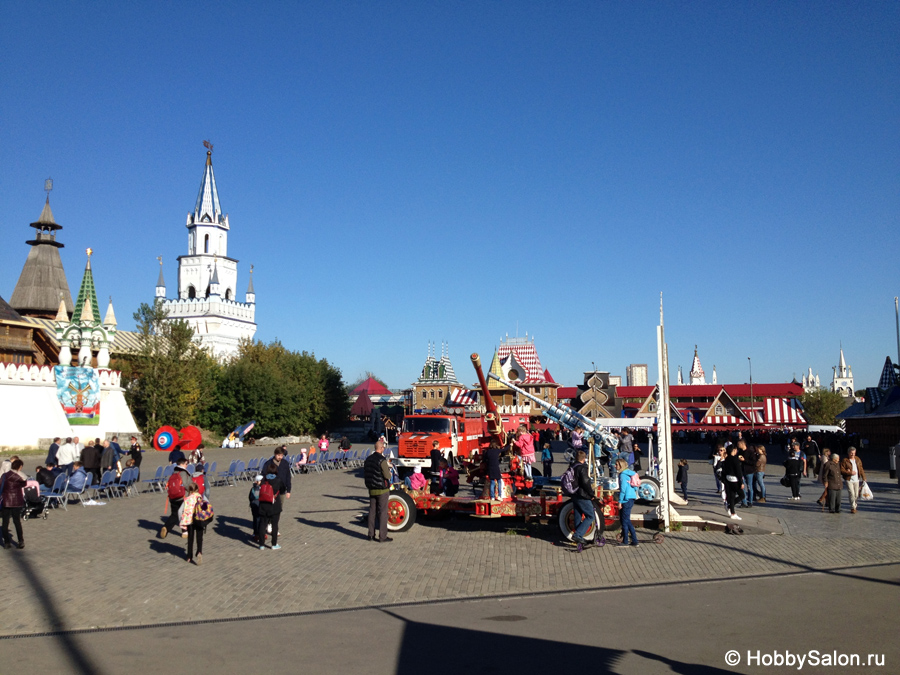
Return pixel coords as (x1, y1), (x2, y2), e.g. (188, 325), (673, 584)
(55, 366), (100, 425)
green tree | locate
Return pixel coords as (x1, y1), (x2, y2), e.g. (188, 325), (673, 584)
(200, 339), (349, 437)
(801, 389), (850, 425)
(123, 300), (218, 434)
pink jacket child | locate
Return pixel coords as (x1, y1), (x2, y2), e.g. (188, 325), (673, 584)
(405, 467), (428, 491)
(513, 430), (536, 463)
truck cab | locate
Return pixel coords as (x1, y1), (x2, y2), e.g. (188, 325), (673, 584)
(398, 412), (492, 469)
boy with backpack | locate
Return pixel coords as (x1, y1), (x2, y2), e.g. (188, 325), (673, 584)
(562, 451), (596, 552)
(159, 457), (195, 539)
(257, 473), (284, 550)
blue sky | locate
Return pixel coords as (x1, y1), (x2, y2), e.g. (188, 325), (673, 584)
(2, 2), (898, 391)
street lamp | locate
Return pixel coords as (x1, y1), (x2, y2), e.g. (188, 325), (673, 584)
(748, 357), (754, 433)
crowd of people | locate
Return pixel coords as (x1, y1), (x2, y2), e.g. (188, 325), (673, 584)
(709, 433), (871, 520)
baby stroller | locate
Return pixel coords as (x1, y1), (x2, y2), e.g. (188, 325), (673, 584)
(21, 480), (48, 521)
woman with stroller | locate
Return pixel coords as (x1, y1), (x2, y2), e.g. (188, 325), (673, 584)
(1, 459), (27, 549)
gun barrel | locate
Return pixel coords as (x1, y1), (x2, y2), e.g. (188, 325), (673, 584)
(471, 353), (507, 446)
(487, 373), (619, 448)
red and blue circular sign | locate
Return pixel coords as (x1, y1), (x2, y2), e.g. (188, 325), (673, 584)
(153, 426), (179, 451)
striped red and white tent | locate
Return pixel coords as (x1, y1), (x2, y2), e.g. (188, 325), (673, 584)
(706, 415), (747, 425)
(450, 387), (479, 406)
(765, 398), (805, 424)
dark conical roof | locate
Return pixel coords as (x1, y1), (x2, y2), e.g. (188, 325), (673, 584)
(10, 197), (74, 318)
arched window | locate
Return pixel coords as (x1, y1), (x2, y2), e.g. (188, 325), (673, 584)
(204, 234), (209, 253)
(187, 285), (196, 299)
(225, 288), (232, 300)
(714, 404), (724, 415)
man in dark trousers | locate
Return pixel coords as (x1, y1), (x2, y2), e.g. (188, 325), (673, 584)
(802, 434), (820, 478)
(738, 440), (758, 507)
(364, 440), (392, 542)
(159, 458), (194, 539)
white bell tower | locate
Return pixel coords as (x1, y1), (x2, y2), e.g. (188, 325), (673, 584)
(157, 144), (257, 358)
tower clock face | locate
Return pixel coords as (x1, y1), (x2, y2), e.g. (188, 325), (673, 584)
(508, 368), (520, 380)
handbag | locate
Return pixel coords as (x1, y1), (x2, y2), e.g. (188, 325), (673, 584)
(780, 475), (790, 488)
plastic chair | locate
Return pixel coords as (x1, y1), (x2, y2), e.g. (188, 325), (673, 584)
(142, 466), (164, 493)
(41, 473), (69, 510)
(66, 472), (92, 506)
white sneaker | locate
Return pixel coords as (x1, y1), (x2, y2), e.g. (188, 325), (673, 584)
(565, 531), (574, 542)
(731, 514), (742, 520)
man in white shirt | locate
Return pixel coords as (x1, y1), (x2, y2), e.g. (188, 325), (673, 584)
(56, 437), (78, 472)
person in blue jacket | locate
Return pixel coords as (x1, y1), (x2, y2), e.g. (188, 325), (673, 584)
(616, 458), (639, 547)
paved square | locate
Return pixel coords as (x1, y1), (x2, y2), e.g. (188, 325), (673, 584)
(1, 447), (898, 637)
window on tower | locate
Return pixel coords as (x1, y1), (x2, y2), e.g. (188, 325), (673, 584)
(225, 288), (232, 300)
(204, 234), (209, 253)
(205, 285), (210, 298)
(188, 285), (196, 299)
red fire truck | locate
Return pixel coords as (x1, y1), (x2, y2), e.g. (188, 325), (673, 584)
(384, 353), (621, 542)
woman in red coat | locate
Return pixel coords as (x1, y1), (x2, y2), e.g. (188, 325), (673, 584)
(1, 459), (27, 549)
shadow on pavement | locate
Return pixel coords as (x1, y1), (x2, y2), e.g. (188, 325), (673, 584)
(381, 607), (626, 674)
(297, 516), (369, 540)
(682, 537), (900, 587)
(633, 649), (734, 674)
(148, 539), (185, 558)
(323, 493), (369, 503)
(213, 515), (257, 546)
(8, 552), (105, 675)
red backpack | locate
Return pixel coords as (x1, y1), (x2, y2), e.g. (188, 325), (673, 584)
(259, 481), (275, 504)
(167, 472), (186, 499)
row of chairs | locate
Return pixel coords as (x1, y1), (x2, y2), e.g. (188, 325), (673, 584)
(299, 448), (374, 473)
(40, 467), (142, 510)
(142, 462), (217, 493)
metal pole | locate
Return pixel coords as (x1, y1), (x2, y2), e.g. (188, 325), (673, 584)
(748, 357), (754, 432)
(895, 297), (899, 368)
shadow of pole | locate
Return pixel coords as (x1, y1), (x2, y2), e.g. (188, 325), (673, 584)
(8, 552), (105, 674)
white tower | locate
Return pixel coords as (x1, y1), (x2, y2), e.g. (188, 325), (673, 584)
(158, 146), (257, 359)
(689, 345), (706, 385)
(831, 345), (854, 397)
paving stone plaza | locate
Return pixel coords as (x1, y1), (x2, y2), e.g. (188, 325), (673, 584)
(1, 444), (898, 644)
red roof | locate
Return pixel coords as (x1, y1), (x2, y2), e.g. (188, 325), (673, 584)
(350, 391), (374, 416)
(351, 377), (392, 396)
(557, 386), (579, 399)
(543, 369), (556, 384)
(616, 383), (803, 399)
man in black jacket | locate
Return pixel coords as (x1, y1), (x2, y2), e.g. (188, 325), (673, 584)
(100, 440), (118, 477)
(80, 442), (102, 483)
(364, 440), (393, 542)
(571, 451), (596, 551)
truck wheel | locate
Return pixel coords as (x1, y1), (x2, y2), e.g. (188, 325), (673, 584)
(530, 467), (542, 477)
(386, 492), (417, 532)
(558, 501), (603, 542)
(636, 476), (661, 504)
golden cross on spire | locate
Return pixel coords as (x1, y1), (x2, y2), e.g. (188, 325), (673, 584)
(157, 255), (162, 265)
(86, 247), (93, 257)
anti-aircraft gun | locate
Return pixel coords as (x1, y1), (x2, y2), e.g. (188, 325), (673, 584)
(487, 373), (619, 451)
(490, 374), (662, 503)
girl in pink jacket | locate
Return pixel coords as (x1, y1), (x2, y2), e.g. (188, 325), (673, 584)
(513, 425), (536, 480)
